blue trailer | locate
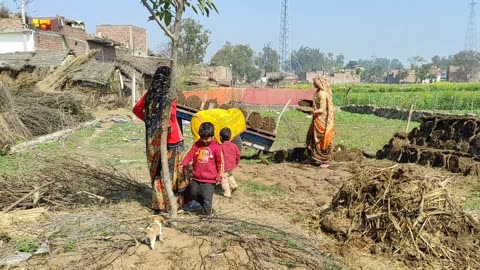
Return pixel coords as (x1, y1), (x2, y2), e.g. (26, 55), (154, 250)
(176, 104), (286, 152)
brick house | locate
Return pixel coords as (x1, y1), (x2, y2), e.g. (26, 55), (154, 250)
(0, 16), (88, 55)
(306, 71), (360, 84)
(96, 25), (148, 57)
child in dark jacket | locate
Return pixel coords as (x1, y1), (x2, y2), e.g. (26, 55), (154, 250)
(220, 128), (240, 197)
(179, 122), (223, 215)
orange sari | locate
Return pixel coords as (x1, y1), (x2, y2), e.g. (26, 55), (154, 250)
(306, 77), (334, 163)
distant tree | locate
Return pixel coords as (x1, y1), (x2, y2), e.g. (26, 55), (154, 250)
(398, 69), (409, 83)
(335, 54), (345, 70)
(416, 64), (431, 83)
(453, 50), (480, 81)
(177, 18), (211, 66)
(362, 65), (385, 82)
(408, 56), (426, 69)
(390, 59), (404, 70)
(431, 55), (441, 67)
(210, 42), (260, 83)
(255, 43), (280, 72)
(141, 0), (218, 218)
(291, 46), (326, 74)
(0, 4), (10, 18)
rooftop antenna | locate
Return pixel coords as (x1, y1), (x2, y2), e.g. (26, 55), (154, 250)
(279, 0), (290, 72)
(465, 0), (478, 50)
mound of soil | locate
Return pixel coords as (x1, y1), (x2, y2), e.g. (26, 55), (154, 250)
(176, 91), (186, 105)
(261, 116), (276, 132)
(247, 112), (263, 129)
(377, 115), (480, 175)
(185, 95), (202, 110)
(319, 165), (480, 269)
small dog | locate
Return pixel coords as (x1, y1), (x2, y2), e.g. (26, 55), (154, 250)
(144, 216), (165, 250)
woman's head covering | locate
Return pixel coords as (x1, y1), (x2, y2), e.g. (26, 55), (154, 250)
(313, 76), (330, 91)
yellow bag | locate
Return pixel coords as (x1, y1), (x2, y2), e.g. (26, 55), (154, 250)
(191, 108), (246, 143)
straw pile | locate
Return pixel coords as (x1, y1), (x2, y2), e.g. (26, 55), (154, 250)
(13, 91), (93, 136)
(37, 50), (99, 92)
(0, 83), (31, 149)
(317, 165), (480, 269)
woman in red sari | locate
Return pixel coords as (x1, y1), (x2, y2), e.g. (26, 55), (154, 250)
(132, 66), (188, 214)
(305, 76), (334, 167)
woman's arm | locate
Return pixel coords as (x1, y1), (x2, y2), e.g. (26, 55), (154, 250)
(313, 91), (327, 114)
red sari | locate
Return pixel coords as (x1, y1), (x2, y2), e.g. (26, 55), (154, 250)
(132, 66), (188, 212)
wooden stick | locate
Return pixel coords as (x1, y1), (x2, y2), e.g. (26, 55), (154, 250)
(405, 99), (417, 132)
(3, 180), (55, 212)
(274, 99), (291, 134)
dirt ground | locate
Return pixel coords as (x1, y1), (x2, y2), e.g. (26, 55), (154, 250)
(2, 113), (479, 270)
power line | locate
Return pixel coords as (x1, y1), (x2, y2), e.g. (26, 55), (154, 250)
(465, 0), (478, 51)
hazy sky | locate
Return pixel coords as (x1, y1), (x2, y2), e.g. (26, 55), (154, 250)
(4, 0), (473, 64)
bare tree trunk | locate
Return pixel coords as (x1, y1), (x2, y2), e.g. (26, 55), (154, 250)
(158, 0), (185, 219)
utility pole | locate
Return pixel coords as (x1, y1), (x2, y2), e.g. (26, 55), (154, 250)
(20, 0), (26, 26)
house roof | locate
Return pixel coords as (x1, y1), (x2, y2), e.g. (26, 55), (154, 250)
(116, 54), (169, 76)
(71, 59), (115, 85)
(0, 50), (70, 71)
(86, 34), (120, 46)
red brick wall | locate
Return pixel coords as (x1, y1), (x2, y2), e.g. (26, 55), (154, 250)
(96, 25), (147, 56)
(35, 32), (65, 51)
(0, 18), (23, 31)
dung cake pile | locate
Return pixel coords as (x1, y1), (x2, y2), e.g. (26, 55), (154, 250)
(377, 115), (480, 175)
(316, 165), (480, 269)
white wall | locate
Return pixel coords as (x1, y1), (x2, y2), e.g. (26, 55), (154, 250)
(0, 31), (35, 54)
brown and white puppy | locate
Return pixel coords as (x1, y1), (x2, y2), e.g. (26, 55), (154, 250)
(144, 216), (165, 250)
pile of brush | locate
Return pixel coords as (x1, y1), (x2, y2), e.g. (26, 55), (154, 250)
(316, 164), (480, 269)
(0, 83), (31, 150)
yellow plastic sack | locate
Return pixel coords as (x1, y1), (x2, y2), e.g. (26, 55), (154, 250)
(191, 108), (246, 143)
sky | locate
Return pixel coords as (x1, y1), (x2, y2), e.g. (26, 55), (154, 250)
(3, 0), (473, 64)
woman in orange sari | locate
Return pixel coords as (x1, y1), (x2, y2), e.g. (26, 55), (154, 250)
(306, 76), (334, 167)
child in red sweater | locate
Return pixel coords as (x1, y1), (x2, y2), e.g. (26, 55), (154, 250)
(220, 127), (240, 197)
(179, 122), (223, 215)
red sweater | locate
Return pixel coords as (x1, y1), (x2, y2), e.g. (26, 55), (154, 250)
(222, 141), (240, 172)
(181, 141), (223, 184)
(132, 94), (183, 144)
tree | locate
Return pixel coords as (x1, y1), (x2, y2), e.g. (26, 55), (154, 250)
(290, 46), (326, 77)
(210, 42), (260, 83)
(398, 69), (409, 83)
(453, 50), (480, 81)
(141, 0), (218, 218)
(178, 18), (211, 66)
(408, 56), (426, 69)
(416, 64), (431, 83)
(390, 59), (404, 70)
(255, 43), (280, 73)
(0, 4), (10, 18)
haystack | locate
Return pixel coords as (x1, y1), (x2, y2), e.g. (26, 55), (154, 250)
(318, 165), (480, 269)
(37, 50), (99, 92)
(0, 83), (30, 149)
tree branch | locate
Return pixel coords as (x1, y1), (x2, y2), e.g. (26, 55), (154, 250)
(141, 0), (174, 40)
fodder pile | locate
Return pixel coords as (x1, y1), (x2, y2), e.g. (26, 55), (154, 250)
(247, 112), (263, 129)
(0, 156), (150, 212)
(316, 165), (480, 269)
(13, 91), (93, 136)
(377, 115), (480, 175)
(0, 83), (31, 149)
